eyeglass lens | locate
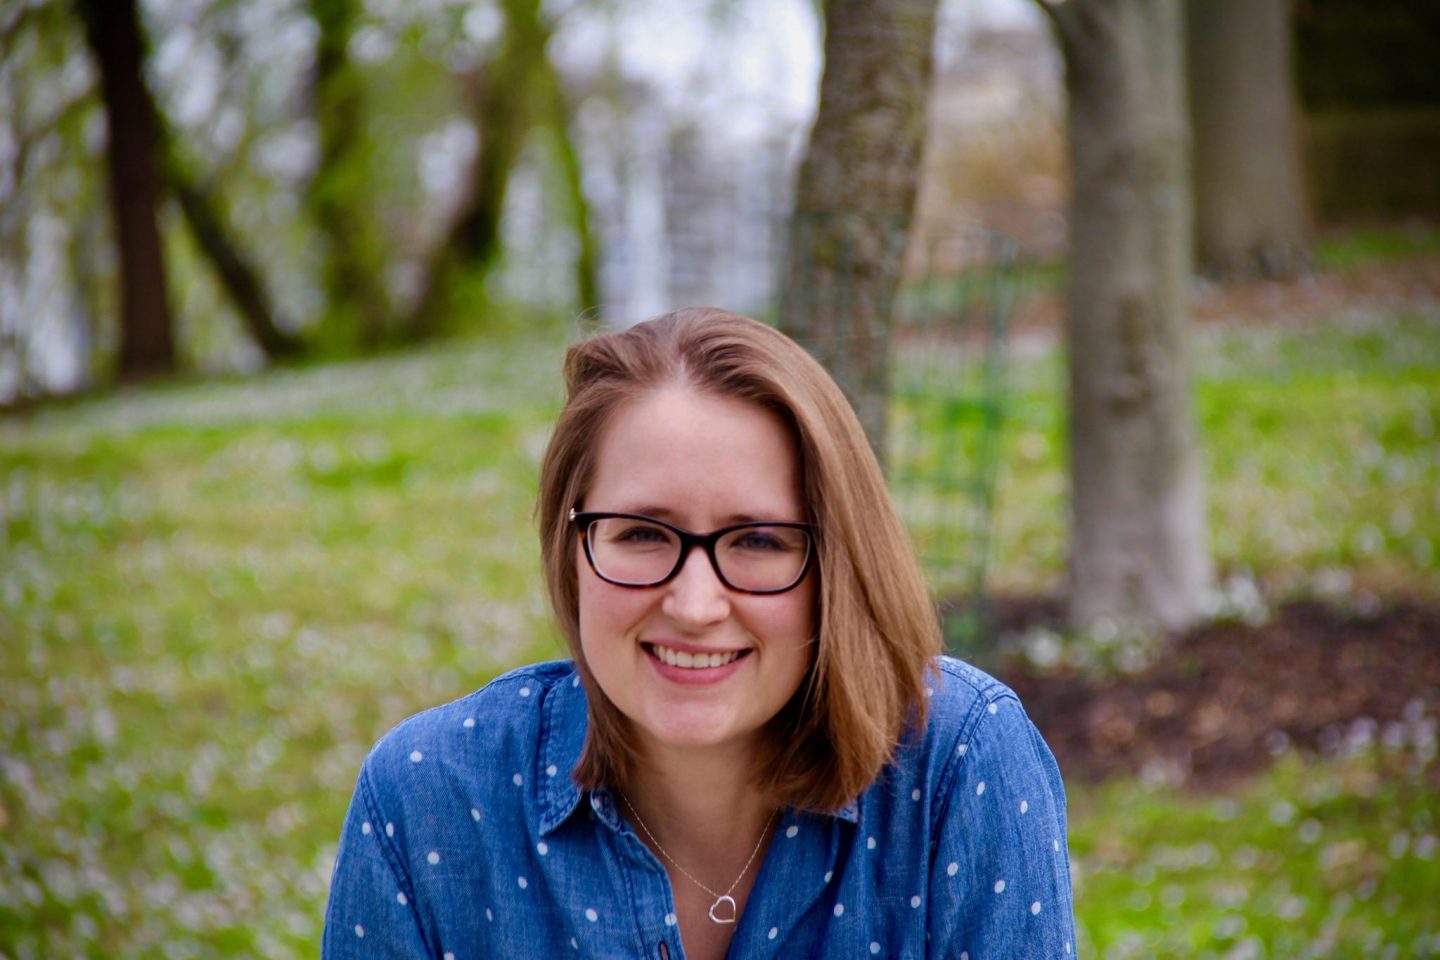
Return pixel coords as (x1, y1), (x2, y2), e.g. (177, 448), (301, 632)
(585, 516), (810, 591)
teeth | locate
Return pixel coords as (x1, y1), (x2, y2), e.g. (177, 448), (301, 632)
(651, 645), (741, 669)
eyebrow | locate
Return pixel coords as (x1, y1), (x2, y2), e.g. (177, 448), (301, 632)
(603, 505), (801, 527)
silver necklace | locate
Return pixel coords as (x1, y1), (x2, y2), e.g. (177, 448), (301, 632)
(618, 792), (777, 925)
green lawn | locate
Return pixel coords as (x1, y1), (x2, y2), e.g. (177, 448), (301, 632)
(2, 300), (1437, 956)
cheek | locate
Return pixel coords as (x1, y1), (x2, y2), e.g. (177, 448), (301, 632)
(576, 561), (644, 648)
(786, 576), (819, 642)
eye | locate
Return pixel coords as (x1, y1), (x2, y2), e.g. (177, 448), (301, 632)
(618, 525), (666, 542)
(731, 527), (803, 553)
(601, 520), (675, 547)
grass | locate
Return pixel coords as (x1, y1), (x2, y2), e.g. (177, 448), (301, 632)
(1070, 744), (1440, 959)
(0, 339), (570, 957)
(1, 284), (1438, 956)
(981, 312), (1440, 600)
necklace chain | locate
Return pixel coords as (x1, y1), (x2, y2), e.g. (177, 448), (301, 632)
(618, 791), (776, 924)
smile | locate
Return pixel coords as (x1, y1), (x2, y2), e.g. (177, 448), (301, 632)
(645, 644), (749, 669)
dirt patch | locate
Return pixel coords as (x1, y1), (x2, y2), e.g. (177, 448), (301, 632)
(994, 599), (1440, 791)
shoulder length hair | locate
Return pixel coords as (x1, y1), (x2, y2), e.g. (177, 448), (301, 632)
(536, 307), (941, 812)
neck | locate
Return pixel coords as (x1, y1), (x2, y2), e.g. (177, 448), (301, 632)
(623, 739), (776, 868)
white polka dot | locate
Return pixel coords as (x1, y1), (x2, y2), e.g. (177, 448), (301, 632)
(354, 924), (365, 938)
(517, 876), (528, 889)
(786, 825), (799, 838)
(1053, 839), (1061, 852)
(871, 942), (881, 954)
(427, 851), (440, 865)
(1065, 942), (1072, 954)
(911, 895), (921, 908)
(512, 773), (523, 786)
(485, 908), (493, 922)
(571, 937), (578, 949)
(537, 842), (549, 856)
(665, 913), (677, 926)
(946, 862), (958, 876)
(520, 686), (531, 697)
(987, 702), (998, 715)
(956, 744), (968, 757)
(572, 675), (580, 687)
(962, 953), (969, 960)
(1031, 901), (1042, 915)
(409, 750), (423, 763)
(768, 927), (778, 940)
(994, 879), (1006, 893)
(867, 836), (876, 850)
(1020, 800), (1029, 814)
(912, 788), (922, 801)
(976, 781), (986, 796)
(471, 808), (481, 821)
(361, 821), (372, 835)
(396, 892), (407, 905)
(546, 764), (558, 777)
(824, 870), (833, 883)
(463, 717), (475, 728)
(833, 903), (844, 917)
(585, 907), (598, 922)
(385, 822), (394, 837)
(926, 686), (934, 697)
(444, 953), (454, 960)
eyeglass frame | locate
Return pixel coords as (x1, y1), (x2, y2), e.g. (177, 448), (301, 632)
(569, 508), (817, 595)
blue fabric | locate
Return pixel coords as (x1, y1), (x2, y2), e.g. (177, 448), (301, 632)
(322, 656), (1077, 958)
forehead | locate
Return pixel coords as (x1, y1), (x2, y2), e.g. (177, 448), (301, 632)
(584, 386), (803, 522)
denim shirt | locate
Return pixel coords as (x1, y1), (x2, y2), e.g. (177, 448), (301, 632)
(322, 656), (1077, 958)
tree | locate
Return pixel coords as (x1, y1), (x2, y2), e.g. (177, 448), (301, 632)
(406, 0), (557, 340)
(1039, 0), (1211, 632)
(779, 0), (942, 460)
(163, 144), (305, 360)
(306, 0), (394, 351)
(1188, 0), (1311, 280)
(75, 0), (175, 380)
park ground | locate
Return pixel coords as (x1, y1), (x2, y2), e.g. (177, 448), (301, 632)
(1, 226), (1438, 957)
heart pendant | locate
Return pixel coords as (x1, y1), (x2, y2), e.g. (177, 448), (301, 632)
(708, 895), (738, 924)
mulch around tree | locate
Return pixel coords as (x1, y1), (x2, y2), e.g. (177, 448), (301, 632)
(990, 599), (1440, 791)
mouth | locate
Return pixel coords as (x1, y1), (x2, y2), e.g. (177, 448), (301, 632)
(643, 643), (751, 670)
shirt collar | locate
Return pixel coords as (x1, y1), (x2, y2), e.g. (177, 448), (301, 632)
(538, 667), (589, 836)
(536, 662), (859, 832)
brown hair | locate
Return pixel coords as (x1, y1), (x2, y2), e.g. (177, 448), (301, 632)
(536, 307), (941, 812)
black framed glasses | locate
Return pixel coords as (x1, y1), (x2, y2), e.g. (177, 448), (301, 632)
(570, 509), (816, 595)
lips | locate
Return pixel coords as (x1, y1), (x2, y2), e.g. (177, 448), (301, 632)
(644, 643), (750, 670)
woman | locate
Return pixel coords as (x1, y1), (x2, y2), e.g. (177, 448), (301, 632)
(323, 308), (1076, 958)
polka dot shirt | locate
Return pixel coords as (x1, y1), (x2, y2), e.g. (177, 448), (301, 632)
(321, 658), (1077, 957)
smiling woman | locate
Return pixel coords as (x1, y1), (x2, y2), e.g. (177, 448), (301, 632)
(321, 308), (1077, 960)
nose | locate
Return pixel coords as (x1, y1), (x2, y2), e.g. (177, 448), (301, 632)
(660, 543), (730, 627)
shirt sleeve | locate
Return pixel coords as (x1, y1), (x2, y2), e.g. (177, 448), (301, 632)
(927, 693), (1077, 958)
(322, 762), (435, 959)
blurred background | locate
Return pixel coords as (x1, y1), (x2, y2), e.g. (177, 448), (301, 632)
(1, 0), (1438, 956)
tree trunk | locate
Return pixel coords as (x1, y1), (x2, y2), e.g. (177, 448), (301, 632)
(166, 162), (305, 360)
(540, 58), (600, 318)
(406, 0), (550, 340)
(779, 0), (941, 461)
(76, 0), (175, 380)
(1044, 0), (1211, 632)
(307, 0), (392, 350)
(1189, 0), (1311, 280)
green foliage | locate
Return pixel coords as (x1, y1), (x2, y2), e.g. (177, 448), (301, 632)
(1070, 747), (1440, 958)
(1314, 224), (1440, 271)
(992, 313), (1440, 598)
(0, 332), (567, 958)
